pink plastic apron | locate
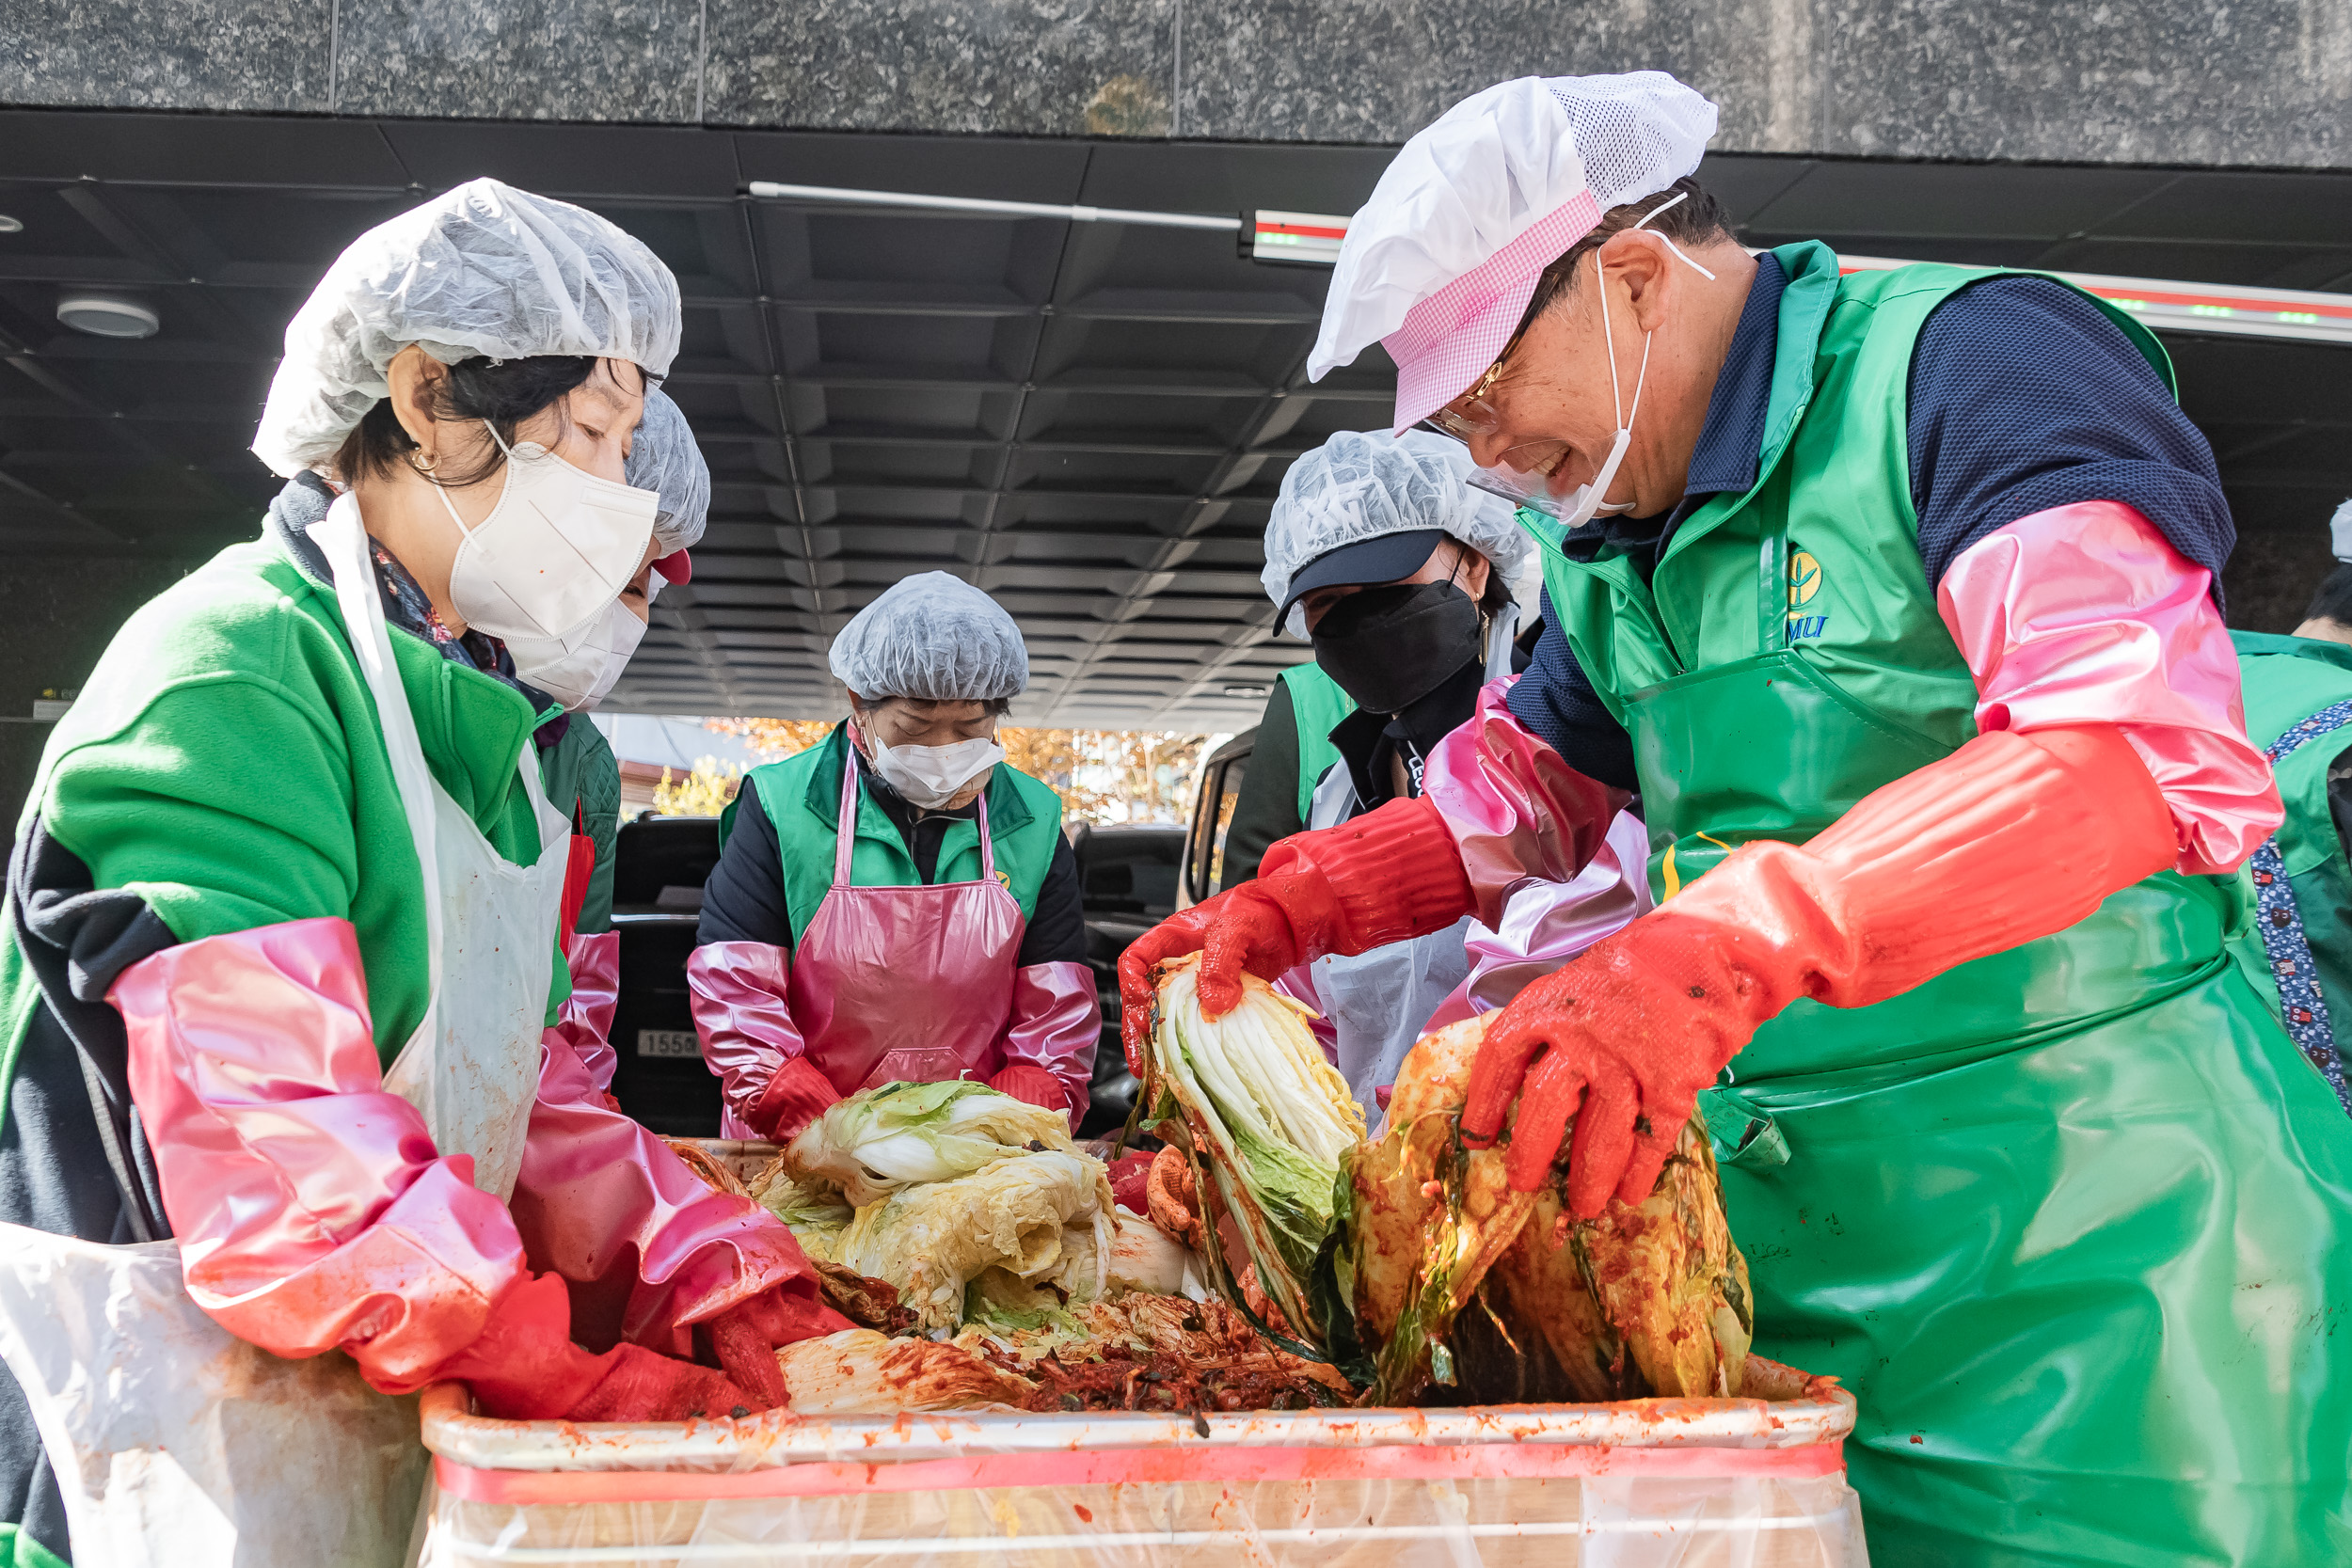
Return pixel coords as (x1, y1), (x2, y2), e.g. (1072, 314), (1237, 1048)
(784, 753), (1026, 1096)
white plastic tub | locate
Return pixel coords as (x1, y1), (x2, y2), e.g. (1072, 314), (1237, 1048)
(411, 1139), (1866, 1566)
(414, 1357), (1864, 1566)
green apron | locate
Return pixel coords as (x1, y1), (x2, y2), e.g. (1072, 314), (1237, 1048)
(1524, 243), (2352, 1567)
(740, 725), (1064, 946)
(2226, 629), (2352, 1111)
(1278, 662), (1356, 822)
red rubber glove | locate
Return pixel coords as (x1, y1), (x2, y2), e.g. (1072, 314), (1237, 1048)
(1465, 725), (2180, 1213)
(1105, 1148), (1155, 1213)
(702, 1284), (857, 1410)
(991, 1062), (1071, 1119)
(1117, 796), (1475, 1066)
(568, 1346), (765, 1423)
(436, 1273), (767, 1421)
(746, 1055), (843, 1143)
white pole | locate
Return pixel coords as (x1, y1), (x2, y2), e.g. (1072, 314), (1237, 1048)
(745, 181), (1241, 232)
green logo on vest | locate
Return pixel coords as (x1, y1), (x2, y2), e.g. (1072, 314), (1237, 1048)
(1787, 548), (1830, 641)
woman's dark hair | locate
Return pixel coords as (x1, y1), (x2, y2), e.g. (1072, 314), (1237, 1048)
(1512, 176), (1735, 340)
(1479, 564), (1515, 621)
(2306, 562), (2352, 626)
(333, 354), (601, 487)
(1432, 533), (1515, 620)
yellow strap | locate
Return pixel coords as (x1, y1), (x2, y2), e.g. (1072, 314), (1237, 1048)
(1660, 831), (1735, 903)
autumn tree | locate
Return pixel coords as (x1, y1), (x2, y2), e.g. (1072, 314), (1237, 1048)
(684, 717), (1212, 826)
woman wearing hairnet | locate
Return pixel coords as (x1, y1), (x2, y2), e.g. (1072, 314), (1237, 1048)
(689, 573), (1098, 1141)
(1230, 429), (1648, 1114)
(539, 388), (712, 1097)
(0, 180), (841, 1567)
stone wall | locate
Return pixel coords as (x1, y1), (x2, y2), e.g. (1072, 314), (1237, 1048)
(5, 0), (2347, 167)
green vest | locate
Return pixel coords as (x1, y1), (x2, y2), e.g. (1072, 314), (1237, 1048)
(537, 716), (620, 934)
(2227, 629), (2352, 1100)
(0, 535), (560, 1130)
(742, 725), (1064, 947)
(1526, 242), (2352, 1566)
(1277, 662), (1355, 820)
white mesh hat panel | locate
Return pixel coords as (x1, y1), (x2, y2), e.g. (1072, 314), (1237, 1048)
(1546, 73), (1721, 213)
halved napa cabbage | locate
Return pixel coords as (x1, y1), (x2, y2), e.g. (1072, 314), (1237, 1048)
(830, 1148), (1116, 1332)
(1138, 956), (1365, 1354)
(783, 1080), (1075, 1209)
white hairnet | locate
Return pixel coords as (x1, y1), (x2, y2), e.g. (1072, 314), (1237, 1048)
(829, 572), (1030, 702)
(1308, 73), (1716, 431)
(253, 177), (683, 478)
(2332, 498), (2352, 564)
(1263, 429), (1532, 639)
(624, 387), (709, 556)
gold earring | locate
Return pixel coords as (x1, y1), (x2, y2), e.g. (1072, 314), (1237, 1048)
(410, 450), (439, 475)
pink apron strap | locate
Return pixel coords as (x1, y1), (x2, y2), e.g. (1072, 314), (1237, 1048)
(975, 789), (997, 884)
(832, 747), (860, 889)
(835, 745), (1002, 888)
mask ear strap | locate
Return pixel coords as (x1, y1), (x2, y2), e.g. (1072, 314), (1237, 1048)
(430, 420), (513, 539)
(1629, 189), (1719, 281)
(1595, 248), (1626, 432)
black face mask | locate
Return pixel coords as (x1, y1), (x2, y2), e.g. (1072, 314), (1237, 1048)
(1310, 580), (1484, 714)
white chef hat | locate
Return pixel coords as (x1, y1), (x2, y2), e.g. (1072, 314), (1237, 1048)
(1262, 430), (1531, 639)
(1308, 72), (1718, 435)
(829, 572), (1030, 703)
(2331, 498), (2352, 563)
(253, 177), (682, 478)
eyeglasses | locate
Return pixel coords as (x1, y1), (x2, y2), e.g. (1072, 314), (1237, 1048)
(1427, 191), (1721, 449)
(1427, 330), (1527, 441)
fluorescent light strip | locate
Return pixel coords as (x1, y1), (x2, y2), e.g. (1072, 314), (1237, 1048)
(1831, 254), (2352, 346)
(748, 189), (2352, 349)
(1247, 209), (1349, 265)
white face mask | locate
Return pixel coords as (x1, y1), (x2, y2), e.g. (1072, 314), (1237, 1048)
(863, 728), (1007, 810)
(505, 595), (646, 712)
(434, 421), (658, 641)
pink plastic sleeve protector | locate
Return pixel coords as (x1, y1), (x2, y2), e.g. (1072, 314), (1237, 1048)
(109, 917), (528, 1393)
(1936, 501), (2280, 876)
(509, 1033), (824, 1357)
(1425, 808), (1656, 1030)
(1420, 676), (1636, 927)
(686, 941), (804, 1138)
(552, 928), (620, 1093)
(995, 960), (1102, 1129)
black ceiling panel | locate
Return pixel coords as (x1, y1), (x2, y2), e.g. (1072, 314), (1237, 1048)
(0, 108), (2347, 720)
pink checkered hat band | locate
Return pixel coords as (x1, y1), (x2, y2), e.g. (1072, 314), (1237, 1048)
(1382, 190), (1602, 434)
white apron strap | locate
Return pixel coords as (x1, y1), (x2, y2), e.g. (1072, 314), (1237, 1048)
(308, 497), (443, 1034)
(1484, 597), (1520, 684)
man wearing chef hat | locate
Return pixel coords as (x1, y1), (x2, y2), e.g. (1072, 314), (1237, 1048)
(1122, 72), (2352, 1565)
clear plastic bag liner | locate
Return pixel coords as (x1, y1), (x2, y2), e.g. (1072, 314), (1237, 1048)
(0, 1225), (424, 1568)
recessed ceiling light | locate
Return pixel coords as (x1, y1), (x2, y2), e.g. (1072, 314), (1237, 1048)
(1221, 684), (1269, 698)
(0, 215), (23, 234)
(56, 293), (160, 340)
